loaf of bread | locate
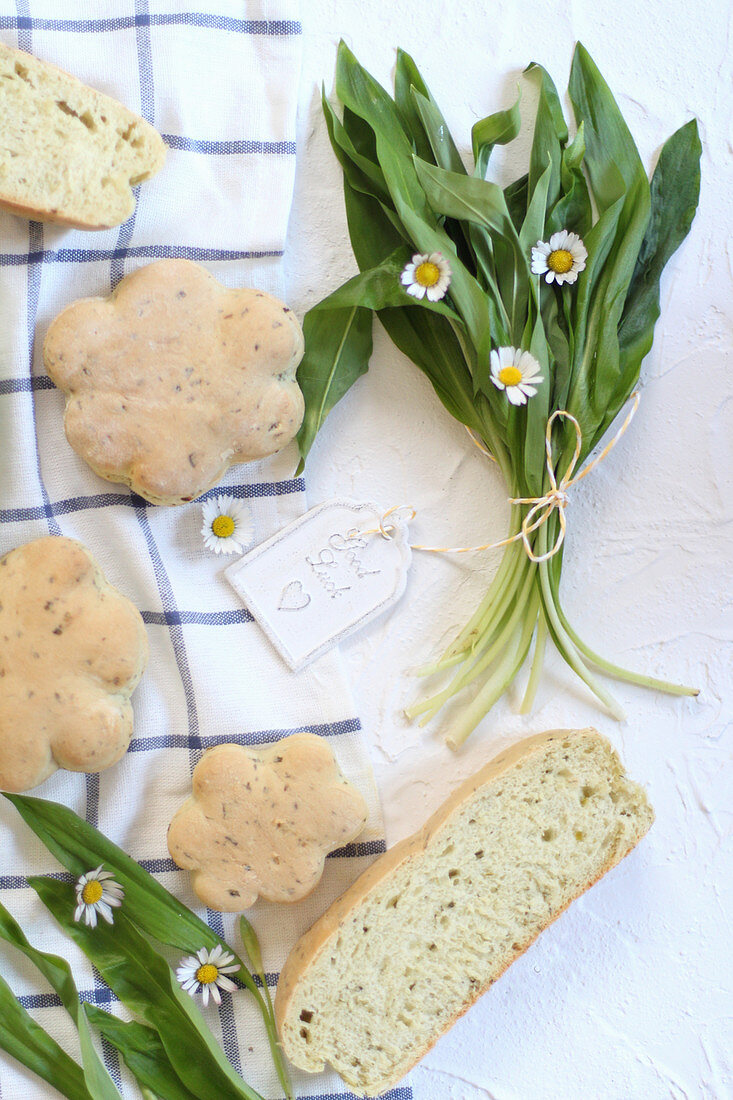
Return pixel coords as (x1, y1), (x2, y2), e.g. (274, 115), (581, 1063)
(44, 259), (305, 505)
(0, 43), (165, 229)
(275, 728), (654, 1096)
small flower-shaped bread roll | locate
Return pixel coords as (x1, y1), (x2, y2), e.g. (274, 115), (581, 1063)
(43, 258), (304, 505)
(0, 536), (148, 792)
(167, 733), (368, 911)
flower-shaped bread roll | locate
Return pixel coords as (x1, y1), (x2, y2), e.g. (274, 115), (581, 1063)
(0, 536), (148, 792)
(43, 259), (305, 505)
(167, 733), (368, 911)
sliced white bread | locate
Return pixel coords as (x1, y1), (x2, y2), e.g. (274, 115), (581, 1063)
(0, 44), (165, 229)
(276, 727), (654, 1097)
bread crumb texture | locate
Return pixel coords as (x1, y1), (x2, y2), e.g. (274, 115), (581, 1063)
(275, 728), (654, 1097)
(0, 43), (165, 229)
(43, 259), (305, 505)
(168, 733), (368, 910)
(0, 536), (148, 793)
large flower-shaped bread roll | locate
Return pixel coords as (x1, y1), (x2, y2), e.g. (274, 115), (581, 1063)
(43, 259), (305, 505)
(167, 733), (369, 911)
(0, 536), (148, 792)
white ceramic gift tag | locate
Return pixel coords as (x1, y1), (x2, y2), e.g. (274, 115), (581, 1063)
(225, 499), (412, 670)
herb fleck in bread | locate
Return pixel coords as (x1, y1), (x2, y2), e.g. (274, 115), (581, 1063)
(0, 44), (165, 229)
(275, 728), (654, 1097)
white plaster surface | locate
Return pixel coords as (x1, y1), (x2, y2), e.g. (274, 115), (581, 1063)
(284, 2), (733, 1097)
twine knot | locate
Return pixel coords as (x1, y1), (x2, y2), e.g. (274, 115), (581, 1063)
(366, 393), (640, 564)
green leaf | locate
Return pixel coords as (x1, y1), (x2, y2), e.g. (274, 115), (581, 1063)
(568, 42), (648, 216)
(618, 118), (701, 383)
(296, 302), (373, 471)
(316, 249), (461, 321)
(3, 794), (292, 1100)
(393, 48), (435, 162)
(29, 877), (263, 1100)
(472, 91), (521, 179)
(0, 970), (92, 1100)
(3, 794), (252, 977)
(411, 88), (467, 176)
(0, 901), (120, 1099)
(85, 1006), (201, 1100)
(545, 122), (593, 239)
(504, 173), (529, 229)
(412, 158), (526, 348)
(524, 63), (568, 209)
(321, 90), (391, 204)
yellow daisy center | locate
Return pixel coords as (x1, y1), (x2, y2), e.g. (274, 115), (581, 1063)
(547, 248), (574, 274)
(498, 366), (522, 387)
(196, 963), (219, 984)
(414, 261), (441, 288)
(81, 880), (103, 905)
(211, 515), (235, 538)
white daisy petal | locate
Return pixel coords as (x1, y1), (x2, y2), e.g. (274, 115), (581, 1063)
(201, 495), (253, 557)
(201, 984), (210, 1007)
(217, 975), (238, 992)
(489, 347), (543, 405)
(100, 901), (117, 925)
(87, 907), (97, 929)
(506, 386), (527, 406)
(400, 251), (451, 302)
(532, 227), (587, 287)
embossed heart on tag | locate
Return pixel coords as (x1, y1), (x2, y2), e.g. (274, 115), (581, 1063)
(278, 580), (311, 612)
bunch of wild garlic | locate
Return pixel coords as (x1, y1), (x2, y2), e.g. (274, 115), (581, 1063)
(296, 42), (700, 747)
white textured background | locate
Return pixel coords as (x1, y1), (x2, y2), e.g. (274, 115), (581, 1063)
(284, 2), (733, 1098)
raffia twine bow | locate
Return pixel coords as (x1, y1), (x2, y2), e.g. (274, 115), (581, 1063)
(374, 392), (641, 564)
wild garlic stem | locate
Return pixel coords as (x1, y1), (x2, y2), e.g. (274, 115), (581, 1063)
(536, 528), (625, 721)
(446, 590), (540, 749)
(520, 610), (548, 714)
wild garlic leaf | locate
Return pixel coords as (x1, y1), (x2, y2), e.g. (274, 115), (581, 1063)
(0, 971), (92, 1100)
(3, 794), (253, 979)
(524, 63), (568, 209)
(29, 876), (264, 1100)
(296, 303), (373, 471)
(393, 48), (435, 163)
(321, 89), (391, 204)
(84, 1006), (201, 1100)
(618, 119), (702, 384)
(471, 91), (521, 180)
(0, 901), (120, 1099)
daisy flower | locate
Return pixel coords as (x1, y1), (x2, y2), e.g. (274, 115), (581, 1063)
(74, 866), (124, 928)
(201, 494), (253, 555)
(400, 251), (451, 301)
(531, 229), (587, 285)
(490, 347), (544, 406)
(176, 945), (240, 1007)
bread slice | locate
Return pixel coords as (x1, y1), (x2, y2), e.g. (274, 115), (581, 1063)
(275, 728), (654, 1096)
(0, 44), (165, 229)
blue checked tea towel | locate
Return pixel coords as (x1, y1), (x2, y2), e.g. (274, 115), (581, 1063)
(0, 4), (407, 1098)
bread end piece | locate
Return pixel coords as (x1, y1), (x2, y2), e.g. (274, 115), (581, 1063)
(0, 44), (165, 230)
(275, 727), (654, 1096)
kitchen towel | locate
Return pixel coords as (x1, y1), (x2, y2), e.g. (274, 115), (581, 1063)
(0, 4), (405, 1098)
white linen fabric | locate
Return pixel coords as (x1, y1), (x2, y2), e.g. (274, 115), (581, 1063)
(0, 4), (402, 1098)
